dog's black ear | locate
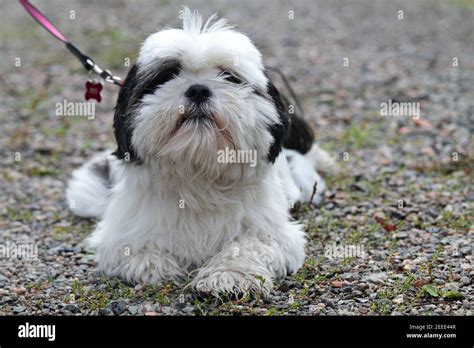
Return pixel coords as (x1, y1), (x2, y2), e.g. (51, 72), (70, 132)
(112, 59), (182, 163)
(266, 74), (315, 163)
(266, 79), (290, 163)
(282, 106), (314, 155)
(113, 64), (140, 162)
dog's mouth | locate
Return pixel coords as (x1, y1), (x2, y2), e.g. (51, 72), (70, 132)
(183, 112), (212, 124)
(169, 109), (235, 150)
(174, 110), (215, 131)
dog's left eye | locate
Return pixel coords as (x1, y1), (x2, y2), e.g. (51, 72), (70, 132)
(140, 61), (181, 96)
(220, 70), (243, 84)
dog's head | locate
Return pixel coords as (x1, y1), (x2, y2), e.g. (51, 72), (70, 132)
(113, 7), (288, 178)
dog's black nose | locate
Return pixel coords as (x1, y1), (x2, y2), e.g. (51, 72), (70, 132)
(185, 84), (211, 104)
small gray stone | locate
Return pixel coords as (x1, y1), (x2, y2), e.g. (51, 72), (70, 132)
(161, 306), (176, 315)
(63, 304), (80, 314)
(356, 298), (369, 303)
(13, 306), (26, 314)
(443, 282), (460, 292)
(362, 272), (387, 284)
(278, 281), (291, 292)
(99, 308), (114, 316)
(460, 246), (471, 255)
(342, 286), (353, 293)
(109, 300), (126, 315)
(427, 227), (440, 233)
(127, 305), (139, 315)
(320, 297), (335, 308)
(414, 257), (428, 264)
(181, 306), (194, 314)
(140, 304), (154, 314)
(395, 232), (409, 239)
(393, 295), (404, 305)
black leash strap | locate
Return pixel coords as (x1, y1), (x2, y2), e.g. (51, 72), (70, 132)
(19, 0), (123, 87)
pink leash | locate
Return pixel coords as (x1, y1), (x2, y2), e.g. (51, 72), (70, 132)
(19, 0), (123, 87)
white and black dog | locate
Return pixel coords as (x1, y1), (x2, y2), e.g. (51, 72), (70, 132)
(67, 8), (334, 296)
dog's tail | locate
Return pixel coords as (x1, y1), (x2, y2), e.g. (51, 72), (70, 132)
(66, 151), (118, 219)
(281, 112), (336, 174)
(304, 143), (337, 174)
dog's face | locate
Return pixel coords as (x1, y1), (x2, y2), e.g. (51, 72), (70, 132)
(113, 8), (288, 178)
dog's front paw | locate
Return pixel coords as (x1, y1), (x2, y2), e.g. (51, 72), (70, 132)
(94, 247), (184, 285)
(192, 269), (273, 298)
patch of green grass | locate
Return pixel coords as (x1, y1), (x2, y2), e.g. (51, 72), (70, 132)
(348, 230), (362, 243)
(73, 222), (94, 239)
(318, 140), (338, 153)
(141, 282), (175, 302)
(27, 166), (59, 177)
(92, 28), (138, 69)
(299, 287), (310, 297)
(306, 207), (350, 239)
(447, 0), (474, 9)
(193, 298), (207, 315)
(0, 23), (43, 41)
(408, 214), (431, 230)
(439, 210), (472, 231)
(290, 301), (301, 309)
(346, 172), (391, 204)
(292, 255), (345, 291)
(155, 292), (170, 305)
(292, 257), (323, 283)
(33, 151), (60, 165)
(265, 307), (281, 316)
(69, 279), (110, 311)
(386, 272), (416, 299)
(419, 284), (463, 301)
(52, 225), (71, 241)
(4, 207), (34, 222)
(421, 284), (440, 297)
(313, 274), (330, 283)
(412, 156), (473, 176)
(26, 281), (48, 291)
(399, 273), (417, 293)
(442, 291), (463, 300)
(83, 139), (96, 150)
(324, 172), (352, 190)
(428, 246), (443, 281)
(370, 300), (391, 315)
(339, 122), (378, 149)
(340, 256), (356, 266)
(7, 123), (30, 149)
(41, 125), (70, 138)
(68, 277), (163, 312)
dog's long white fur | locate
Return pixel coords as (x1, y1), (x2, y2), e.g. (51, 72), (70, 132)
(66, 8), (334, 296)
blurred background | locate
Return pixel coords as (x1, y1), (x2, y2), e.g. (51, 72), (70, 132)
(0, 0), (472, 316)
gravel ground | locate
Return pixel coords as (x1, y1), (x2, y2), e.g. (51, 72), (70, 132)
(0, 0), (473, 316)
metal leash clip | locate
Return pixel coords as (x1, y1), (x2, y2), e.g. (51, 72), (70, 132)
(85, 58), (123, 87)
